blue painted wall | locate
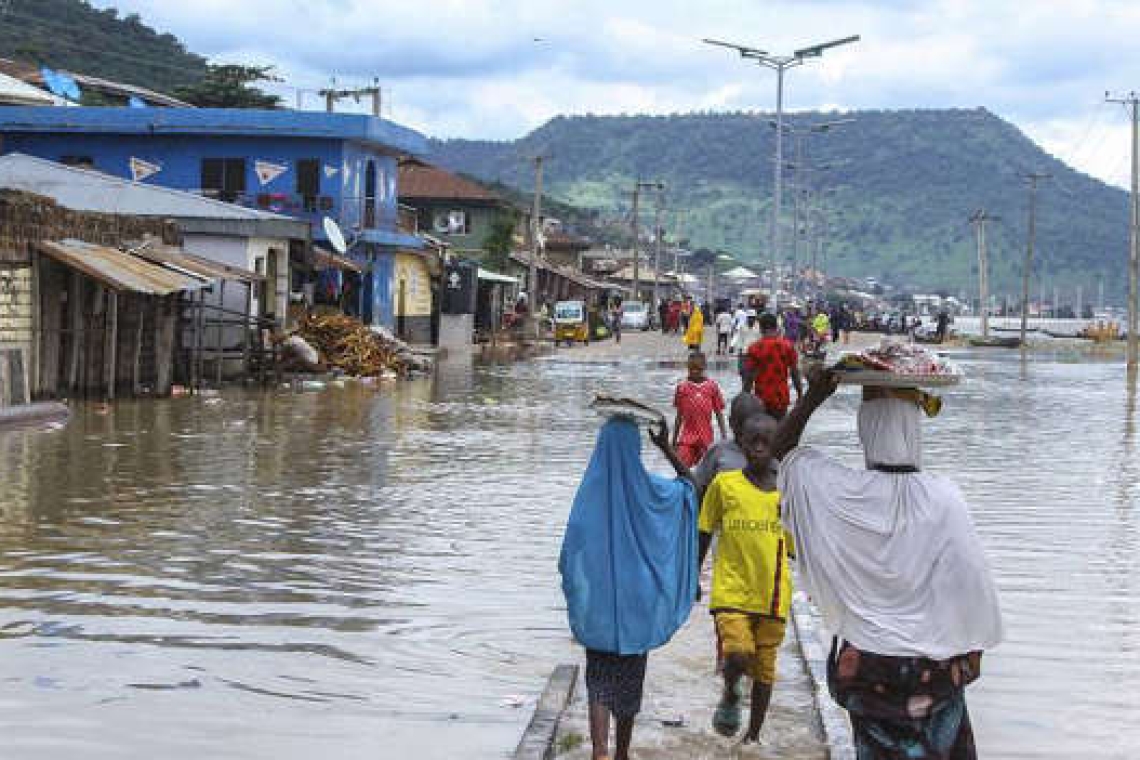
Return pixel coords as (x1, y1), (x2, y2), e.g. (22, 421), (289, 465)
(0, 110), (425, 331)
(0, 132), (404, 238)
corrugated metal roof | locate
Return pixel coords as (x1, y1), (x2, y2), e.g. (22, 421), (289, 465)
(135, 243), (264, 283)
(0, 154), (301, 225)
(37, 239), (204, 295)
(312, 245), (364, 273)
(0, 72), (59, 106)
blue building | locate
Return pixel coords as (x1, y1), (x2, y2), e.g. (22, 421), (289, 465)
(0, 106), (429, 330)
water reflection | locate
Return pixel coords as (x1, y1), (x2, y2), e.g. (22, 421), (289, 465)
(0, 353), (1137, 758)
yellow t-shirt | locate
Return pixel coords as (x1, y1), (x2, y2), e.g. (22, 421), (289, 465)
(699, 470), (793, 620)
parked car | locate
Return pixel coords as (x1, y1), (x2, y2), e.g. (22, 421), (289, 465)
(620, 301), (652, 330)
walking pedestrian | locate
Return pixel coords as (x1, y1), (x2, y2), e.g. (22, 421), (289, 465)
(658, 299), (669, 334)
(683, 304), (705, 353)
(741, 313), (803, 419)
(559, 418), (699, 760)
(715, 308), (733, 355)
(680, 298), (692, 334)
(697, 413), (793, 743)
(773, 371), (1004, 760)
(731, 303), (748, 355)
(611, 299), (624, 344)
(671, 351), (726, 467)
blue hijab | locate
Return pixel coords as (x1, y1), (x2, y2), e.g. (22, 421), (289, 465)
(558, 418), (698, 655)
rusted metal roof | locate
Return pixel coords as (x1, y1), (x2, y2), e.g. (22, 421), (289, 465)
(135, 243), (264, 283)
(311, 245), (364, 273)
(37, 239), (204, 295)
(398, 160), (502, 203)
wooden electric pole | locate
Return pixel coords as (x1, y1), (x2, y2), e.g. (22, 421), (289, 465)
(970, 210), (999, 339)
(1020, 172), (1051, 347)
(1108, 91), (1139, 366)
(530, 156), (544, 313)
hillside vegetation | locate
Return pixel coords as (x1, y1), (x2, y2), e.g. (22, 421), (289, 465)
(432, 110), (1131, 301)
(0, 0), (207, 94)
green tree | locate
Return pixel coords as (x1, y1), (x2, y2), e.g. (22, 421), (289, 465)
(481, 211), (520, 271)
(174, 64), (282, 109)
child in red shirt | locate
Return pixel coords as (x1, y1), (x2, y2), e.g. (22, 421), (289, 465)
(671, 352), (728, 467)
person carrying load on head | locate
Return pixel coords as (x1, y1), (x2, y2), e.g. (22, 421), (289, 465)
(771, 370), (1003, 760)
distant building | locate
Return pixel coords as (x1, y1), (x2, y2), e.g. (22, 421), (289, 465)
(397, 159), (513, 261)
(0, 106), (428, 331)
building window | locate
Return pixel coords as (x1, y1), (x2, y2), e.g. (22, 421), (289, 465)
(432, 209), (469, 236)
(201, 158), (246, 203)
(363, 160), (377, 229)
(296, 158), (320, 212)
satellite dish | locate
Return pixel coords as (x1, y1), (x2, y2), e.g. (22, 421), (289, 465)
(323, 217), (348, 254)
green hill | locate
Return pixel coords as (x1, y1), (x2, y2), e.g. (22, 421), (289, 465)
(431, 110), (1131, 302)
(0, 0), (207, 94)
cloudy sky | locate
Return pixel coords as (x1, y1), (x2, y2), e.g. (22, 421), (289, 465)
(94, 0), (1139, 188)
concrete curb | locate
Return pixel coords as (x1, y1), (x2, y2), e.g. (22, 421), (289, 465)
(791, 586), (856, 760)
(513, 663), (579, 760)
(0, 401), (69, 429)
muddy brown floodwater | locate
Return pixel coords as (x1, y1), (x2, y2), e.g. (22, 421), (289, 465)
(0, 345), (1137, 759)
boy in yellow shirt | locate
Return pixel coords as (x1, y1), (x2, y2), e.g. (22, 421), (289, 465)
(698, 414), (793, 743)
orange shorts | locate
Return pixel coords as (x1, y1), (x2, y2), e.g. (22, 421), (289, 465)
(714, 612), (786, 684)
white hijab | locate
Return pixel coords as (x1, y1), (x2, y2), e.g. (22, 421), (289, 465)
(778, 398), (1003, 660)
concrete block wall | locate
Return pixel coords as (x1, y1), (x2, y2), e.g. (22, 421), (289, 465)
(0, 265), (33, 348)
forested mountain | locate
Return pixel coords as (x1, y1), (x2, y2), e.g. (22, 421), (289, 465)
(432, 110), (1131, 301)
(0, 0), (207, 94)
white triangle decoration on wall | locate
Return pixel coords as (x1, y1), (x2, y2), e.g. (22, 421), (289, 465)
(254, 160), (288, 186)
(129, 157), (161, 182)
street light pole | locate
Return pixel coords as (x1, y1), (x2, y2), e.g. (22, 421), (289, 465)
(704, 35), (859, 313)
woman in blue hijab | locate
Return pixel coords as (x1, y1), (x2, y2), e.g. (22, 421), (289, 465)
(559, 418), (698, 760)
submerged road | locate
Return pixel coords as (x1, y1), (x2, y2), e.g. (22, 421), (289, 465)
(0, 328), (1136, 758)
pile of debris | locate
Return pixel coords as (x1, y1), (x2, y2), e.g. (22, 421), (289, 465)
(296, 313), (432, 377)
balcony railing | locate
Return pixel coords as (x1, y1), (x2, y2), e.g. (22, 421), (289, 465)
(192, 191), (400, 233)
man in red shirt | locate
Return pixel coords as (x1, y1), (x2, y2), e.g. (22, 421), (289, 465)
(742, 313), (803, 419)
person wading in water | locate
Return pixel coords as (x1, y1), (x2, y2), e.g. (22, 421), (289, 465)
(772, 370), (1003, 760)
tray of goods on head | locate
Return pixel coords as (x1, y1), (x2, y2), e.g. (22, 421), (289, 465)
(590, 394), (666, 427)
(831, 342), (963, 388)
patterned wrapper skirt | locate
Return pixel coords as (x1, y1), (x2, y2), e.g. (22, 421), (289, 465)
(827, 639), (982, 760)
(585, 650), (648, 720)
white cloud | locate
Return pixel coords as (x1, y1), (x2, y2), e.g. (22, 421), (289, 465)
(91, 0), (1140, 188)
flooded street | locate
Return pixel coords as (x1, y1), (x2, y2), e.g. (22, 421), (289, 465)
(0, 340), (1138, 758)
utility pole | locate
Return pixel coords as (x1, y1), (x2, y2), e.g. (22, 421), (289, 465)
(319, 78), (382, 115)
(970, 210), (999, 339)
(1108, 91), (1140, 366)
(631, 181), (641, 304)
(704, 35), (860, 312)
(630, 180), (663, 304)
(1020, 171), (1051, 346)
(652, 187), (665, 311)
(530, 156), (544, 315)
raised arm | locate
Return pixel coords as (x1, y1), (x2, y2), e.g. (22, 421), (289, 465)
(649, 420), (693, 482)
(771, 367), (839, 461)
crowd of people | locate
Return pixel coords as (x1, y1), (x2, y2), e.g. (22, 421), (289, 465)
(559, 311), (1004, 760)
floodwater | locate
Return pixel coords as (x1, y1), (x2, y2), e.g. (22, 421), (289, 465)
(0, 346), (1137, 758)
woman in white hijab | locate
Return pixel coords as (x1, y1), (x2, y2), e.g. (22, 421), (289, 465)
(772, 370), (1002, 760)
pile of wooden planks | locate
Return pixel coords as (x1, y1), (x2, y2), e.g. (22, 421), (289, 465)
(297, 313), (420, 377)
